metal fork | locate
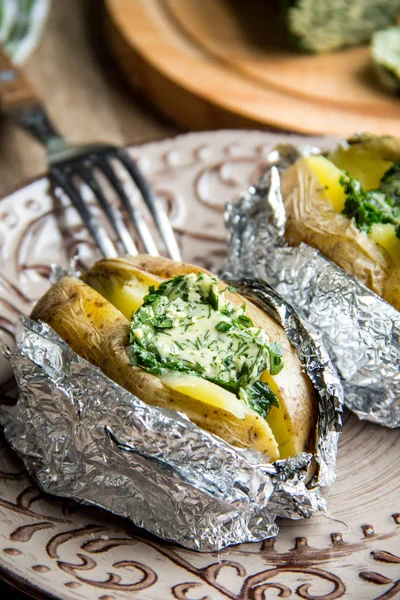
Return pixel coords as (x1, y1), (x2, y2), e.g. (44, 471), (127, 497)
(0, 47), (181, 261)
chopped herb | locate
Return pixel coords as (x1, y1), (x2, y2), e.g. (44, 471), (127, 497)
(164, 359), (189, 372)
(237, 344), (250, 358)
(143, 285), (159, 304)
(380, 161), (400, 202)
(129, 343), (163, 375)
(240, 381), (279, 419)
(130, 354), (139, 366)
(269, 342), (284, 376)
(208, 285), (219, 310)
(128, 272), (283, 418)
(216, 321), (233, 332)
(153, 317), (173, 329)
(341, 169), (400, 234)
(238, 314), (254, 327)
(239, 361), (249, 378)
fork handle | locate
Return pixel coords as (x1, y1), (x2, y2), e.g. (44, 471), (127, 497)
(0, 46), (62, 147)
(0, 46), (38, 112)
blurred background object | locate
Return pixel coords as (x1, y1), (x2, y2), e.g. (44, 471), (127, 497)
(284, 0), (400, 53)
(0, 0), (178, 198)
(2, 0), (400, 202)
(0, 0), (50, 64)
(371, 25), (400, 92)
(104, 0), (400, 137)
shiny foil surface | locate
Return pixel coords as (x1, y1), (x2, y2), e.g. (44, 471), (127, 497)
(0, 273), (342, 551)
(224, 145), (400, 428)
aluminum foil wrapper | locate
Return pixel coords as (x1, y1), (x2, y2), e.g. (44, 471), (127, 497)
(224, 144), (400, 428)
(0, 276), (342, 552)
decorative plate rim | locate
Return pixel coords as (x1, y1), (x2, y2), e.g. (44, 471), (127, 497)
(0, 562), (63, 600)
(0, 129), (326, 204)
(2, 129), (396, 600)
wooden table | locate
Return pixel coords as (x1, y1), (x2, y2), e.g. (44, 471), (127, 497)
(0, 0), (178, 597)
(0, 0), (179, 199)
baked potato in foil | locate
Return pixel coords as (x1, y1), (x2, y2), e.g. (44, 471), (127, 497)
(281, 134), (400, 310)
(31, 256), (317, 463)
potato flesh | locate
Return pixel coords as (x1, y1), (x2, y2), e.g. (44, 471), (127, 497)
(306, 154), (400, 267)
(83, 259), (313, 459)
(305, 156), (346, 212)
(162, 373), (279, 458)
(260, 370), (293, 458)
(83, 264), (163, 318)
(162, 373), (247, 420)
(108, 280), (151, 316)
(370, 224), (400, 267)
(328, 146), (393, 191)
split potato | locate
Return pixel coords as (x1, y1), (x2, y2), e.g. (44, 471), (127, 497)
(31, 256), (317, 462)
(280, 134), (400, 310)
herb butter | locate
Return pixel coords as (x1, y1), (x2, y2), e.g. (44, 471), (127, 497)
(285, 0), (400, 54)
(371, 27), (400, 93)
(128, 273), (283, 418)
(340, 163), (400, 241)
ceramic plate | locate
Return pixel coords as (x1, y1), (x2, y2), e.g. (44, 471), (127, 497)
(0, 131), (399, 600)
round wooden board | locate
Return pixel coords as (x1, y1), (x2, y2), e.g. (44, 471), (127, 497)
(105, 0), (400, 137)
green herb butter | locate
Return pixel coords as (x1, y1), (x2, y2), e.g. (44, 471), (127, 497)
(128, 273), (283, 418)
(371, 26), (400, 93)
(284, 0), (400, 54)
(340, 163), (400, 237)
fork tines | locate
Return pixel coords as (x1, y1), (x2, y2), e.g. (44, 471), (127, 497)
(51, 147), (181, 262)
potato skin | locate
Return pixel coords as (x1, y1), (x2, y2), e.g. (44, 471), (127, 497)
(345, 134), (400, 163)
(281, 157), (400, 311)
(31, 256), (316, 459)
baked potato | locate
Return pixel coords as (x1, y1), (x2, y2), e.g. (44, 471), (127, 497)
(31, 256), (316, 462)
(280, 134), (400, 310)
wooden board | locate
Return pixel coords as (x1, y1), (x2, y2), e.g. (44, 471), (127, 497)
(105, 0), (400, 137)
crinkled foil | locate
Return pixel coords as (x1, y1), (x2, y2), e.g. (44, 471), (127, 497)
(0, 276), (342, 552)
(224, 145), (400, 428)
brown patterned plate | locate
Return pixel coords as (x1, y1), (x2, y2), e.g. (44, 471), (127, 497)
(0, 131), (399, 600)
